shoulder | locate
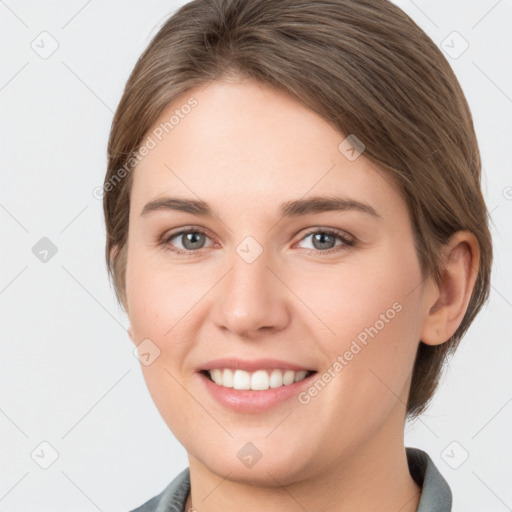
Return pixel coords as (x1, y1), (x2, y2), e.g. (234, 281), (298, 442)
(128, 467), (190, 512)
(406, 446), (452, 512)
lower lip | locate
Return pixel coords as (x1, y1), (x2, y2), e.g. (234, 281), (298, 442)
(198, 371), (316, 413)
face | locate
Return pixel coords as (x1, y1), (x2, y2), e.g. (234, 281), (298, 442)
(124, 78), (430, 485)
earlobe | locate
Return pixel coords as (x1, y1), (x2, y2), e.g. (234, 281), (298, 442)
(420, 231), (480, 346)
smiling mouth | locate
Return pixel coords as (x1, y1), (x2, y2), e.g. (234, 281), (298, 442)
(200, 368), (317, 391)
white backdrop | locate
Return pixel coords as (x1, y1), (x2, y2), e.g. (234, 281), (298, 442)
(0, 1), (511, 511)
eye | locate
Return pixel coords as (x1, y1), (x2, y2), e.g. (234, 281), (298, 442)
(296, 229), (355, 255)
(162, 228), (214, 254)
(161, 227), (356, 256)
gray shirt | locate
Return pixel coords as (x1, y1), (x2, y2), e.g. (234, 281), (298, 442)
(130, 446), (452, 512)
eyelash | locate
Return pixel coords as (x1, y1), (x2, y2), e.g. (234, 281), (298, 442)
(160, 227), (356, 257)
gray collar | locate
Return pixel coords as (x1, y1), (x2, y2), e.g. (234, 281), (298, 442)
(407, 447), (453, 511)
(131, 446), (452, 512)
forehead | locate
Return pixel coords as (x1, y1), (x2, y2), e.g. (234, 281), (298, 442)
(130, 79), (404, 221)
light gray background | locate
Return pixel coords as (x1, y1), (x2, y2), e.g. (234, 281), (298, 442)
(0, 1), (511, 511)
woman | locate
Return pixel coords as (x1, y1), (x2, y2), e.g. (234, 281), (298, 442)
(102, 0), (493, 510)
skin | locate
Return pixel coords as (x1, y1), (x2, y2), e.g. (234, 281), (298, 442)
(121, 77), (479, 512)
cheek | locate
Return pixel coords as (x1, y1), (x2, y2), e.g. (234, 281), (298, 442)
(126, 243), (200, 339)
(125, 247), (204, 434)
(299, 243), (422, 347)
(306, 245), (423, 402)
(125, 244), (216, 399)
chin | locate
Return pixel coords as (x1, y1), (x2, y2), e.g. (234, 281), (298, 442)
(190, 441), (315, 486)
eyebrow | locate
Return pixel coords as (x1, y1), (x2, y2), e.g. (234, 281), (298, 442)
(140, 195), (381, 219)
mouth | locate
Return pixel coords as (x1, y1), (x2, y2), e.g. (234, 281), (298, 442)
(200, 368), (317, 391)
(197, 359), (319, 412)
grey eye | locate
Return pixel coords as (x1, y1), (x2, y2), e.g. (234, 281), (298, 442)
(179, 231), (207, 250)
(298, 231), (343, 251)
(311, 232), (337, 250)
(165, 230), (213, 252)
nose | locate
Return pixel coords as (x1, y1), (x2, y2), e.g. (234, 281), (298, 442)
(212, 247), (291, 338)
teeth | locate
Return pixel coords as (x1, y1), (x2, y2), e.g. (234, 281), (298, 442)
(233, 369), (251, 390)
(207, 369), (310, 390)
(269, 369), (283, 388)
(251, 370), (269, 390)
(223, 368), (234, 388)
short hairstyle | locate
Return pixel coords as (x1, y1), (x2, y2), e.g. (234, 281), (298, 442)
(103, 0), (493, 420)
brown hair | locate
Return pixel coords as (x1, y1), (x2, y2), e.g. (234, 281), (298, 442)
(103, 0), (493, 419)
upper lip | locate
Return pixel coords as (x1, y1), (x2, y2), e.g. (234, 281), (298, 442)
(199, 358), (315, 372)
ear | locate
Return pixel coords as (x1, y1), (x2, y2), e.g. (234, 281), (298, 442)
(127, 325), (135, 344)
(420, 231), (480, 346)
